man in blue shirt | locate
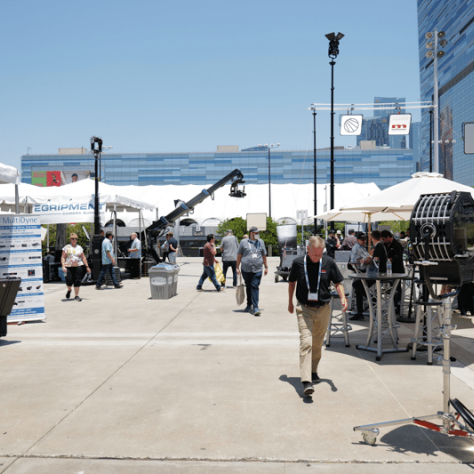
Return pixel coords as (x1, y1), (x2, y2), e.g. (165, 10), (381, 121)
(96, 231), (123, 290)
(128, 232), (142, 279)
(236, 226), (268, 316)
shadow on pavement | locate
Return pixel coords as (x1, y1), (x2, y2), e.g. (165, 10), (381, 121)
(354, 424), (474, 464)
(279, 375), (338, 403)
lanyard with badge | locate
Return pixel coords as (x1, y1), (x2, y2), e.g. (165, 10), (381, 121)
(304, 256), (322, 301)
(248, 239), (260, 259)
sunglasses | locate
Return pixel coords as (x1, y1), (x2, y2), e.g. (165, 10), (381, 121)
(71, 238), (77, 240)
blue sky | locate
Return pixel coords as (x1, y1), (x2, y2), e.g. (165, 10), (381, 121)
(1, 0), (421, 168)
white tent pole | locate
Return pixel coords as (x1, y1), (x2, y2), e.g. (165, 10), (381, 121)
(47, 224), (50, 251)
(14, 184), (19, 214)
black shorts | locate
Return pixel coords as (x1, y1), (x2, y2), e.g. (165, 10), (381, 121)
(65, 266), (85, 287)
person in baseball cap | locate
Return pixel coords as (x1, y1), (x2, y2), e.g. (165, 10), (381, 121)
(236, 226), (268, 316)
(325, 229), (340, 259)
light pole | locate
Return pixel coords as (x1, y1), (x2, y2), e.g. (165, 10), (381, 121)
(425, 29), (448, 173)
(91, 136), (103, 280)
(325, 32), (344, 211)
(310, 107), (317, 233)
(27, 147), (31, 155)
(258, 143), (280, 218)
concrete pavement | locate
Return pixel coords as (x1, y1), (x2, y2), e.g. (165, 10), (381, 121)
(1, 257), (474, 473)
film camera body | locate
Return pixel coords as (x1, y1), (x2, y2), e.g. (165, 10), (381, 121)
(410, 191), (474, 294)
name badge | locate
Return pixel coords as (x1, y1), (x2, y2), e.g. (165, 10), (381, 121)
(252, 254), (258, 258)
(308, 292), (318, 301)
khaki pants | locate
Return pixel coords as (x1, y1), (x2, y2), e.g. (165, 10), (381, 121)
(296, 302), (331, 382)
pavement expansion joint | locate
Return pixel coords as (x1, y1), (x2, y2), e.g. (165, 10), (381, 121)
(0, 454), (464, 464)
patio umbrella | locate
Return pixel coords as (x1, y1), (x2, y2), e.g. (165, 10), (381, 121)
(341, 172), (474, 213)
(312, 209), (412, 223)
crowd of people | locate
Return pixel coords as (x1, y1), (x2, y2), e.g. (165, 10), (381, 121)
(59, 224), (410, 398)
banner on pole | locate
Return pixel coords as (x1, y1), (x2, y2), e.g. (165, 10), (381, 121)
(340, 115), (363, 136)
(464, 122), (474, 154)
(388, 114), (412, 135)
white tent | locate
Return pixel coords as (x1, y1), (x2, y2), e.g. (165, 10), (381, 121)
(113, 181), (381, 227)
(342, 172), (474, 214)
(0, 163), (20, 185)
(0, 180), (155, 224)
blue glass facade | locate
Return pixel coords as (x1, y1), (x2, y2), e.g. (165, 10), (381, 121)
(418, 0), (474, 184)
(21, 148), (416, 190)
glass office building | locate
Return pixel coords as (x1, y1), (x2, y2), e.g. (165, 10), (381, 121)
(21, 147), (415, 190)
(418, 0), (474, 184)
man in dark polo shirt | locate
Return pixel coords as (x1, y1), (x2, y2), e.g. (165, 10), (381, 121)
(288, 236), (347, 396)
(196, 234), (223, 292)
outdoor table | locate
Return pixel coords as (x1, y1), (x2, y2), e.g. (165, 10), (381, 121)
(348, 272), (409, 361)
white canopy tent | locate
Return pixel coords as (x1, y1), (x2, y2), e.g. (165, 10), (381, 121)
(341, 172), (474, 214)
(113, 181), (381, 228)
(0, 163), (20, 185)
(0, 179), (155, 224)
(0, 163), (21, 213)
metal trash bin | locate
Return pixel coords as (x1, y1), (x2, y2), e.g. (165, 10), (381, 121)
(149, 264), (180, 299)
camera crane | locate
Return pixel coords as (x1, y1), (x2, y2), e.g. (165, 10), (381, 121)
(144, 169), (246, 263)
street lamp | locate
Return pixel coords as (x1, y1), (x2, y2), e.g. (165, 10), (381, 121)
(425, 29), (448, 173)
(90, 136), (103, 280)
(258, 143), (280, 218)
(310, 106), (317, 233)
(325, 32), (344, 210)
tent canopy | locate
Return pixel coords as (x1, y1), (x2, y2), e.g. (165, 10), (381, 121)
(342, 172), (474, 213)
(112, 181), (380, 227)
(0, 163), (20, 185)
(313, 209), (412, 223)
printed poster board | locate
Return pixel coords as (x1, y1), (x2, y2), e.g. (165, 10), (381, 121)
(0, 214), (45, 322)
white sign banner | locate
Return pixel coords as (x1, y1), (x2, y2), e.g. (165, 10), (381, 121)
(0, 214), (45, 322)
(464, 122), (474, 154)
(340, 115), (363, 136)
(388, 114), (412, 135)
(31, 199), (106, 225)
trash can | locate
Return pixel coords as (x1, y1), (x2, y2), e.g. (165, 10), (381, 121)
(149, 264), (180, 299)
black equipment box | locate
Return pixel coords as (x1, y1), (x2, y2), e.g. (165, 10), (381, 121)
(0, 277), (21, 337)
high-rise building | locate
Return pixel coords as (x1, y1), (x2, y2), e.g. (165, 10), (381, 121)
(418, 0), (474, 183)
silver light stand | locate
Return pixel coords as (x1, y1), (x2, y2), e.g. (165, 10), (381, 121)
(354, 220), (474, 445)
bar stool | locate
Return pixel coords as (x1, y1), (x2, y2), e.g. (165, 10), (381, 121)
(326, 291), (351, 347)
(411, 299), (444, 365)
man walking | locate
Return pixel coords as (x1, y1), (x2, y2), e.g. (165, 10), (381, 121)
(197, 234), (224, 292)
(220, 229), (239, 288)
(128, 232), (142, 279)
(288, 236), (347, 396)
(236, 226), (268, 316)
(96, 231), (123, 290)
